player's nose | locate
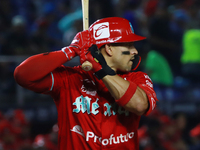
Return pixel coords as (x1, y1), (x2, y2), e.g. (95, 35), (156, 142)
(130, 48), (138, 55)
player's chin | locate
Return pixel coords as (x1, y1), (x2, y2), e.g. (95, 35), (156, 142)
(117, 67), (130, 73)
(117, 63), (132, 72)
(126, 67), (132, 72)
(127, 62), (133, 71)
(123, 66), (132, 72)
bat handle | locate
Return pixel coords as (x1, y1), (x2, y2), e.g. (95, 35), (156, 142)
(82, 61), (92, 71)
(81, 0), (91, 71)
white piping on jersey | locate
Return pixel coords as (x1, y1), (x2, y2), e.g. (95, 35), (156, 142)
(61, 47), (71, 60)
(50, 72), (54, 91)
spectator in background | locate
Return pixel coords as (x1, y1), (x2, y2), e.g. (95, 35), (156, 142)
(144, 50), (173, 87)
(185, 1), (200, 30)
(144, 0), (159, 19)
(0, 15), (31, 55)
(33, 2), (63, 51)
(144, 50), (174, 101)
(189, 123), (200, 150)
(0, 61), (16, 95)
(32, 124), (58, 150)
(94, 0), (115, 18)
(180, 29), (200, 83)
(170, 8), (189, 68)
(0, 0), (14, 30)
(0, 109), (32, 150)
(30, 18), (55, 54)
(139, 109), (190, 150)
(0, 15), (31, 97)
(148, 3), (182, 77)
(0, 0), (14, 55)
(172, 112), (190, 150)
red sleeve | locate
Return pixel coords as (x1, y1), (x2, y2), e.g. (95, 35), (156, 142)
(14, 50), (69, 93)
(129, 71), (158, 116)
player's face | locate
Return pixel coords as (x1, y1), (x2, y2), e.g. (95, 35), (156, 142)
(111, 42), (138, 72)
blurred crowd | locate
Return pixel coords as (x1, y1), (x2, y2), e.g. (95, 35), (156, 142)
(0, 109), (199, 150)
(0, 0), (200, 149)
(138, 109), (200, 150)
(0, 109), (58, 150)
(1, 0), (200, 93)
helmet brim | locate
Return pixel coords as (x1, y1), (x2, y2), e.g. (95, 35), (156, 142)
(127, 34), (146, 42)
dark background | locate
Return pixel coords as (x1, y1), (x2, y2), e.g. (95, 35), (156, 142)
(0, 0), (200, 149)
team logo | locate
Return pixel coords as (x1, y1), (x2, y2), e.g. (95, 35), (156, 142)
(86, 131), (135, 146)
(81, 79), (97, 96)
(71, 125), (85, 137)
(93, 22), (110, 40)
(70, 125), (135, 146)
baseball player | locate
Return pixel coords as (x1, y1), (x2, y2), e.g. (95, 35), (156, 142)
(14, 17), (158, 150)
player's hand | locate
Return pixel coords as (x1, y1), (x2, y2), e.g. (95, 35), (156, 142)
(69, 30), (95, 56)
(61, 30), (95, 61)
(80, 48), (102, 73)
(80, 44), (116, 79)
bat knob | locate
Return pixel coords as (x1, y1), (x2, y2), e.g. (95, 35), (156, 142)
(82, 61), (92, 71)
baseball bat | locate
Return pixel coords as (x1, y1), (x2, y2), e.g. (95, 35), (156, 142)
(81, 0), (93, 71)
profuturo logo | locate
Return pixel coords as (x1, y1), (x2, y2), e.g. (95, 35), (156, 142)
(70, 125), (135, 146)
(93, 22), (110, 40)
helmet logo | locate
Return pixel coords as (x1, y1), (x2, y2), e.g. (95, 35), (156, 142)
(93, 22), (110, 40)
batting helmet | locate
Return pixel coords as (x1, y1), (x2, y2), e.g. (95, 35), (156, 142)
(89, 17), (146, 48)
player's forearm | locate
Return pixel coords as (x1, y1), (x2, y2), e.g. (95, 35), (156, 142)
(102, 75), (129, 99)
(102, 75), (148, 115)
(124, 86), (149, 115)
(14, 51), (68, 82)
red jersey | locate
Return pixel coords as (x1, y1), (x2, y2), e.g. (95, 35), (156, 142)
(48, 65), (157, 150)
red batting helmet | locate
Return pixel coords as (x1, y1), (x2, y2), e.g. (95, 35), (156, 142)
(89, 17), (146, 48)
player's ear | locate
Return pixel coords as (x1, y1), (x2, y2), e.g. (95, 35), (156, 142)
(105, 44), (113, 56)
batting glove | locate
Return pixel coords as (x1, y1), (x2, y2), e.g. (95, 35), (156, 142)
(80, 44), (116, 79)
(61, 30), (95, 61)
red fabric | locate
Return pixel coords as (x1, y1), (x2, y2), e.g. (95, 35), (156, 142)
(49, 66), (142, 149)
(190, 123), (200, 137)
(116, 81), (137, 106)
(14, 50), (68, 93)
(144, 0), (159, 17)
(47, 67), (157, 150)
(137, 126), (148, 139)
(14, 52), (158, 149)
(126, 72), (158, 116)
(61, 46), (76, 61)
(70, 30), (95, 55)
